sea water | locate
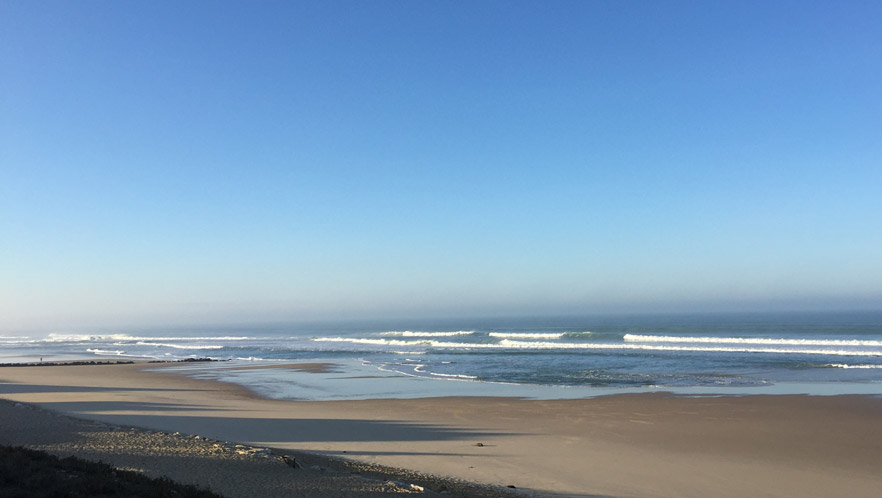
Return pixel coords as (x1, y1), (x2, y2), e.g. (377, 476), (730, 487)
(3, 311), (881, 400)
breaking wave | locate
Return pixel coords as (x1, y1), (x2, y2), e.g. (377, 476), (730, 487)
(624, 334), (882, 347)
(311, 337), (882, 356)
(86, 348), (125, 356)
(379, 331), (473, 337)
(826, 364), (882, 369)
(46, 333), (255, 342)
(488, 332), (564, 339)
(313, 337), (433, 346)
(135, 341), (224, 350)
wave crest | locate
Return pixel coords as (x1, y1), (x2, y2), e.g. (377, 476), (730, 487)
(488, 332), (564, 339)
(624, 334), (882, 347)
(135, 341), (224, 350)
(826, 363), (882, 369)
(310, 336), (882, 356)
(379, 331), (473, 337)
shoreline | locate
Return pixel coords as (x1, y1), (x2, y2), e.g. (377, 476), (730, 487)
(1, 361), (881, 497)
(149, 355), (882, 402)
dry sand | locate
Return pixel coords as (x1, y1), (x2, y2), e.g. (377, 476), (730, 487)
(1, 361), (881, 498)
(0, 398), (509, 498)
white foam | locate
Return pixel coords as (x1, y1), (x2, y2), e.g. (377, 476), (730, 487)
(429, 372), (479, 380)
(312, 337), (432, 346)
(144, 336), (254, 341)
(135, 341), (224, 350)
(310, 336), (882, 356)
(488, 332), (564, 339)
(826, 364), (882, 369)
(495, 339), (882, 356)
(87, 348), (164, 359)
(379, 331), (474, 337)
(87, 348), (125, 356)
(0, 338), (38, 344)
(47, 333), (255, 342)
(375, 363), (479, 382)
(46, 333), (124, 342)
(624, 334), (882, 347)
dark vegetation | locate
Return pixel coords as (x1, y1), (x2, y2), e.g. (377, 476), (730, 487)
(0, 445), (224, 498)
(0, 361), (135, 368)
(0, 358), (222, 367)
(148, 358), (221, 363)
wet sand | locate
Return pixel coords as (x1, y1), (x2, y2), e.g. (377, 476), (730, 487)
(1, 362), (880, 497)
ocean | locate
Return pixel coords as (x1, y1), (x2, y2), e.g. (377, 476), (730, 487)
(3, 311), (881, 400)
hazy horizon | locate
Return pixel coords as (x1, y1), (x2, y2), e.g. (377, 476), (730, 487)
(2, 1), (880, 332)
(7, 303), (882, 336)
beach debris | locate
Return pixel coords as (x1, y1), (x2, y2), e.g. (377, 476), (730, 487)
(230, 445), (273, 458)
(387, 480), (425, 492)
(146, 357), (220, 364)
(473, 442), (484, 447)
(506, 485), (517, 488)
(280, 455), (300, 468)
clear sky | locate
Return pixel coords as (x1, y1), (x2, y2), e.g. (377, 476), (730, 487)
(2, 1), (881, 331)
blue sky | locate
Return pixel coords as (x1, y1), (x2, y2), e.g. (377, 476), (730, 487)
(2, 1), (881, 330)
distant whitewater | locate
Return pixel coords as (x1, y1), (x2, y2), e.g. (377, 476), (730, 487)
(3, 312), (881, 399)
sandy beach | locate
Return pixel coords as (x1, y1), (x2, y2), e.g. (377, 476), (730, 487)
(1, 362), (880, 498)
